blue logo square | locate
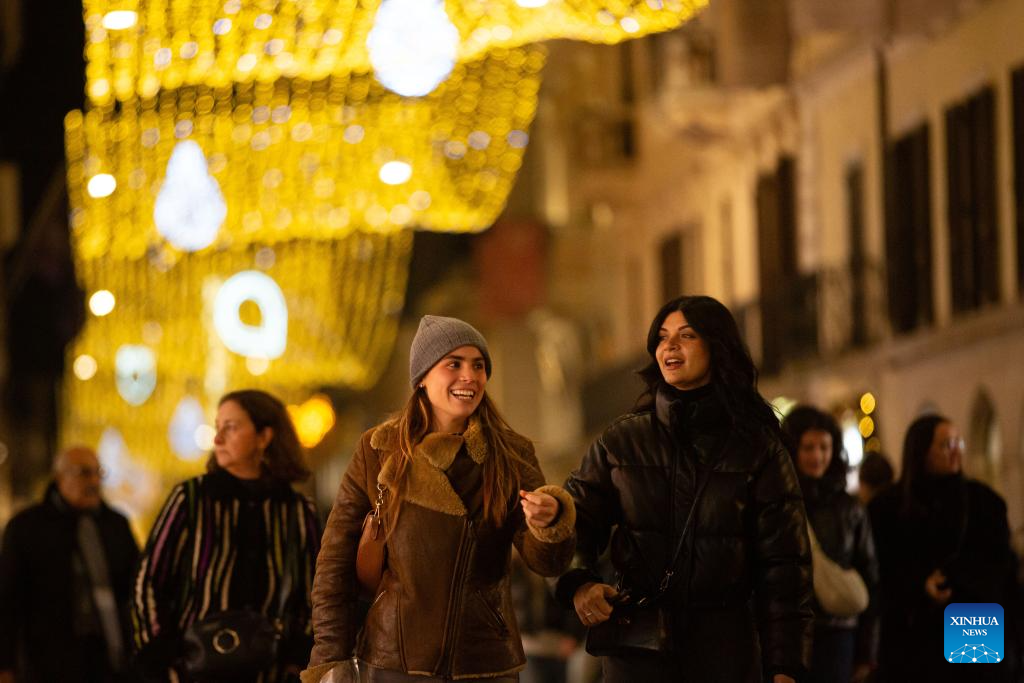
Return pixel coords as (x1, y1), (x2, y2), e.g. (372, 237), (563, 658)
(944, 603), (1004, 663)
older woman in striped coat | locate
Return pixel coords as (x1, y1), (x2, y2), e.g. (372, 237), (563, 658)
(131, 389), (322, 682)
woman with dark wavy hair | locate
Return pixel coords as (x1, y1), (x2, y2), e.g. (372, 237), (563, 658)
(782, 406), (878, 683)
(554, 295), (813, 683)
(869, 414), (1019, 682)
(131, 389), (322, 682)
(303, 316), (576, 683)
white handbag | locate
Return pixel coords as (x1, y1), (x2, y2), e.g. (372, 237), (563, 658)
(807, 525), (869, 618)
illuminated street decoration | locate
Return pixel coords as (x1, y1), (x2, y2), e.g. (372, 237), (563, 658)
(213, 270), (288, 360)
(287, 394), (337, 448)
(82, 0), (707, 103)
(66, 51), (544, 246)
(367, 0), (459, 97)
(115, 344), (157, 406)
(63, 234), (411, 477)
(154, 140), (227, 252)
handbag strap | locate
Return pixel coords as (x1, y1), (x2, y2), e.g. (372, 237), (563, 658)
(656, 464), (715, 596)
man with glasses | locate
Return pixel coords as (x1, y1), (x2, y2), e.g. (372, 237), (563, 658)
(0, 446), (139, 682)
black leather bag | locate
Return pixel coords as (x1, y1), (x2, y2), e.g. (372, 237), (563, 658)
(585, 459), (717, 658)
(585, 599), (670, 657)
(181, 609), (283, 680)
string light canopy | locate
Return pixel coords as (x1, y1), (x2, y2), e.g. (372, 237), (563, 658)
(84, 0), (706, 104)
(66, 49), (544, 250)
(64, 234), (410, 482)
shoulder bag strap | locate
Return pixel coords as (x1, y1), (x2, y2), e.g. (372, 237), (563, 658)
(655, 463), (716, 596)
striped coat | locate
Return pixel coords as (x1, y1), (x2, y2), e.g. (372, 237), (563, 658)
(131, 469), (321, 681)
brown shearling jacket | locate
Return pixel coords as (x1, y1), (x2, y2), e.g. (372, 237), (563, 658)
(302, 417), (576, 682)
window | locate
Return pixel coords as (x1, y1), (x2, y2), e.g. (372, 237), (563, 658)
(846, 163), (868, 346)
(757, 156), (800, 373)
(946, 86), (999, 313)
(886, 125), (933, 333)
(659, 233), (682, 302)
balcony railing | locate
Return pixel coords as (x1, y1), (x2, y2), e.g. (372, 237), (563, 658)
(734, 260), (888, 376)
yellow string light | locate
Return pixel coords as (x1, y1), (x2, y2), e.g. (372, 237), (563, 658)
(67, 49), (543, 250)
(83, 0), (705, 104)
(62, 235), (410, 481)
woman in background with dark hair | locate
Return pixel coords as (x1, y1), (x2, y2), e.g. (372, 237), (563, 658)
(869, 414), (1018, 682)
(554, 295), (813, 683)
(131, 389), (322, 682)
(782, 406), (878, 683)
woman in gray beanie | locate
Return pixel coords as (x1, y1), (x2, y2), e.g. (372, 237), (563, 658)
(304, 315), (577, 683)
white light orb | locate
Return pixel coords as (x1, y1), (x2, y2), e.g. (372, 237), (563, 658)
(379, 161), (413, 185)
(168, 396), (207, 461)
(102, 10), (138, 30)
(87, 173), (117, 198)
(115, 345), (157, 406)
(89, 290), (116, 316)
(154, 141), (227, 252)
(213, 271), (288, 359)
(73, 354), (98, 381)
(367, 0), (459, 97)
(194, 425), (217, 451)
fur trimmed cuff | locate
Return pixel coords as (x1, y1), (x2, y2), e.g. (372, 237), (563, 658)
(527, 485), (576, 544)
(300, 661), (341, 683)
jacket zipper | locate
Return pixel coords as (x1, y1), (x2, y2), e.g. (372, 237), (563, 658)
(438, 519), (474, 676)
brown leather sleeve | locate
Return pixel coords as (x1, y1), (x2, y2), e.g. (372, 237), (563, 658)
(307, 429), (380, 669)
(513, 444), (576, 577)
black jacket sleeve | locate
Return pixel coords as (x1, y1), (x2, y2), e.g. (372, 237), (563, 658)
(553, 434), (621, 608)
(849, 498), (880, 666)
(750, 441), (814, 679)
(0, 514), (27, 670)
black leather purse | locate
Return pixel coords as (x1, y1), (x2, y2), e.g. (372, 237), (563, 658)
(585, 464), (715, 657)
(181, 512), (297, 680)
(181, 609), (284, 680)
(584, 595), (670, 657)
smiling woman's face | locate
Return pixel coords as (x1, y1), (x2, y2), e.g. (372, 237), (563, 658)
(420, 345), (488, 433)
(656, 310), (711, 391)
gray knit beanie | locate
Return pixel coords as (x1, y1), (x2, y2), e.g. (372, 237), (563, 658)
(409, 315), (492, 388)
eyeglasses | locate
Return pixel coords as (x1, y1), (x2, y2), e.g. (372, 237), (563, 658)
(66, 465), (106, 480)
(939, 437), (965, 452)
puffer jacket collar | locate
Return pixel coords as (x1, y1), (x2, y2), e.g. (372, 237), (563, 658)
(369, 416), (488, 517)
(654, 382), (729, 436)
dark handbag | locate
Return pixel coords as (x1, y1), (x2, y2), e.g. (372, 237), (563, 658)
(181, 511), (297, 680)
(356, 481), (388, 597)
(584, 598), (670, 657)
(181, 609), (283, 680)
(585, 462), (716, 657)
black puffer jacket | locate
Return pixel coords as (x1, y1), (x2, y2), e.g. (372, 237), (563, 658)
(555, 384), (813, 681)
(800, 476), (879, 662)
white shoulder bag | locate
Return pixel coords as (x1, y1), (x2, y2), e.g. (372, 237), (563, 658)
(807, 524), (869, 618)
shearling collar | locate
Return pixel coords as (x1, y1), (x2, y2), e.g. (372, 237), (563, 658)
(369, 416), (490, 517)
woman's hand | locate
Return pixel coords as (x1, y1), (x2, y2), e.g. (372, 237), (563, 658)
(573, 582), (617, 626)
(925, 569), (953, 603)
(519, 490), (559, 528)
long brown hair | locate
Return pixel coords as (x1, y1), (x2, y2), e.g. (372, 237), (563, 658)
(207, 389), (311, 483)
(388, 388), (531, 529)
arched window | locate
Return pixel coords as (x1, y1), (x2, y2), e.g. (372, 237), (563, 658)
(968, 389), (1001, 487)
